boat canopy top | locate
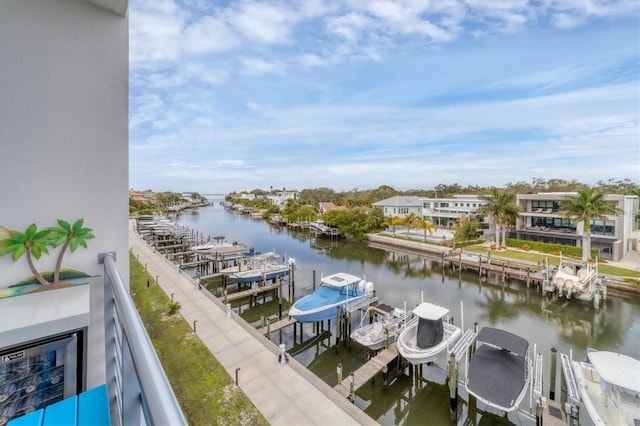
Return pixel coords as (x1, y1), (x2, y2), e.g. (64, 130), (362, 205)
(412, 302), (449, 320)
(320, 272), (362, 287)
(416, 317), (444, 349)
(587, 351), (640, 393)
(476, 327), (529, 358)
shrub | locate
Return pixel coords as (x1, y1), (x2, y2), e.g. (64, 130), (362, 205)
(505, 238), (598, 258)
(167, 301), (181, 315)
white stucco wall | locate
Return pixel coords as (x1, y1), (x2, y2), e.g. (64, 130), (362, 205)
(0, 0), (128, 388)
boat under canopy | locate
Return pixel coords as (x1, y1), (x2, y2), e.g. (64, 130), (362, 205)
(414, 303), (448, 349)
(466, 327), (529, 413)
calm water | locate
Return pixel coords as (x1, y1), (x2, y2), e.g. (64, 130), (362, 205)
(177, 198), (640, 426)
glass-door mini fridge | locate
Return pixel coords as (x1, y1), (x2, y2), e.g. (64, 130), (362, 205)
(0, 332), (82, 425)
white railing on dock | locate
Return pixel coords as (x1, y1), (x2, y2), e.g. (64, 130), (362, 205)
(345, 295), (378, 313)
(100, 252), (187, 426)
(560, 353), (580, 406)
(450, 329), (476, 363)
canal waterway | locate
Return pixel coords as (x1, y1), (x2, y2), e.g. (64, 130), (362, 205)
(177, 198), (640, 426)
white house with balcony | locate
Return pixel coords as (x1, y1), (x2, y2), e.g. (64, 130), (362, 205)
(0, 1), (184, 425)
(268, 190), (300, 209)
(419, 195), (488, 228)
(512, 192), (639, 261)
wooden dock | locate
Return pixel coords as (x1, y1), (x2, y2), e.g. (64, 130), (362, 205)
(444, 252), (544, 285)
(258, 317), (297, 335)
(222, 281), (281, 303)
(333, 345), (398, 399)
(541, 398), (566, 426)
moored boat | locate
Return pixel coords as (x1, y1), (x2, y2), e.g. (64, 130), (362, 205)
(545, 257), (602, 300)
(288, 272), (374, 323)
(465, 327), (530, 413)
(571, 349), (640, 426)
(230, 253), (295, 285)
(350, 303), (412, 351)
(396, 301), (461, 365)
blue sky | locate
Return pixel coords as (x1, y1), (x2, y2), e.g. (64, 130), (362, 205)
(129, 0), (639, 194)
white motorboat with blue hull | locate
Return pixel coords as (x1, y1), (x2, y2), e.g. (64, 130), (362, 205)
(288, 272), (374, 323)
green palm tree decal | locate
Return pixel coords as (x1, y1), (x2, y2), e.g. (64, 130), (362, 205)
(0, 224), (52, 286)
(560, 187), (621, 261)
(48, 219), (95, 283)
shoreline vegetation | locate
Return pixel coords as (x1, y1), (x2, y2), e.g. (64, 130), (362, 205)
(129, 253), (268, 426)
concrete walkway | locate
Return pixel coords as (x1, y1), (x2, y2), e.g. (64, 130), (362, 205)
(129, 229), (377, 426)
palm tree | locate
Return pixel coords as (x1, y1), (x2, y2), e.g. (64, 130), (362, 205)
(47, 219), (95, 283)
(0, 224), (52, 286)
(499, 192), (520, 247)
(560, 187), (621, 261)
(479, 189), (519, 248)
(404, 213), (419, 238)
(416, 218), (436, 242)
(391, 216), (404, 237)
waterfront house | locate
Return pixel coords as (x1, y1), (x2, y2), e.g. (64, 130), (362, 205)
(372, 196), (423, 219)
(268, 190), (300, 209)
(318, 202), (347, 215)
(419, 195), (488, 229)
(0, 1), (184, 424)
(512, 193), (639, 261)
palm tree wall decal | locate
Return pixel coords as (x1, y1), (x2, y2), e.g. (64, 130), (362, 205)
(0, 218), (95, 286)
(560, 187), (621, 261)
(0, 224), (52, 286)
(47, 219), (95, 283)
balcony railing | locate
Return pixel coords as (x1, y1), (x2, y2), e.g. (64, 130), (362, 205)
(100, 252), (187, 426)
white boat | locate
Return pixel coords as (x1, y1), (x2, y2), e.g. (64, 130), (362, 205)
(288, 272), (374, 323)
(545, 257), (601, 300)
(350, 303), (412, 351)
(191, 236), (241, 252)
(465, 327), (530, 413)
(396, 301), (461, 365)
(230, 254), (295, 285)
(572, 349), (640, 426)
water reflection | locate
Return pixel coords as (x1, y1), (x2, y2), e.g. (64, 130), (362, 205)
(177, 200), (640, 425)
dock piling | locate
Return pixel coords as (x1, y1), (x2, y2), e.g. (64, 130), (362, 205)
(448, 352), (458, 421)
(549, 347), (557, 401)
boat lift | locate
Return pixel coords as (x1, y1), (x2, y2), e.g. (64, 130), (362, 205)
(560, 352), (581, 424)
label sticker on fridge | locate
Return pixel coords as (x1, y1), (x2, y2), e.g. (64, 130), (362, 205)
(1, 351), (25, 363)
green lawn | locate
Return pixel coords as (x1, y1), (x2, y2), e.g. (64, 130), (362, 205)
(463, 245), (640, 279)
(129, 254), (268, 426)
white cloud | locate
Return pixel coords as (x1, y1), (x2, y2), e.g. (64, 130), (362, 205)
(183, 16), (240, 55)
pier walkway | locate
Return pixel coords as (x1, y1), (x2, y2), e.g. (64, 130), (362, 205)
(129, 227), (377, 426)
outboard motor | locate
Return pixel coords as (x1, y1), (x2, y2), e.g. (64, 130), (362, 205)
(365, 281), (375, 295)
(357, 279), (367, 293)
(288, 258), (296, 269)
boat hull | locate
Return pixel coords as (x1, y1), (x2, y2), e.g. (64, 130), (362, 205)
(289, 294), (369, 323)
(397, 322), (462, 365)
(231, 267), (289, 284)
(572, 355), (640, 426)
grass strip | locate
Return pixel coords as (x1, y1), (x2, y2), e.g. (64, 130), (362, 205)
(463, 245), (640, 279)
(129, 253), (268, 426)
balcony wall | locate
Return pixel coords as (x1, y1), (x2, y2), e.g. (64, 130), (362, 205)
(0, 0), (128, 389)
